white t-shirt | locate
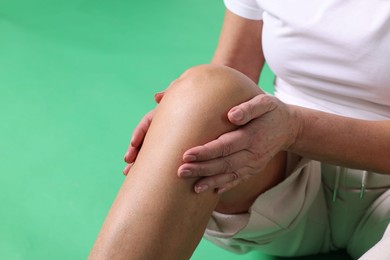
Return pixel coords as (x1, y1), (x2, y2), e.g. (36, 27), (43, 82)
(224, 0), (390, 120)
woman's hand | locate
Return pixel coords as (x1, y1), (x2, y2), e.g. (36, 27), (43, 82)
(178, 94), (302, 193)
(123, 91), (165, 175)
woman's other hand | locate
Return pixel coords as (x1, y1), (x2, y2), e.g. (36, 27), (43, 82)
(123, 91), (165, 175)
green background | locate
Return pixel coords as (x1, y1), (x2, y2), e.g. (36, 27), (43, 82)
(0, 0), (351, 259)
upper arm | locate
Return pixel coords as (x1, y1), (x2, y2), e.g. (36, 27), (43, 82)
(212, 9), (264, 83)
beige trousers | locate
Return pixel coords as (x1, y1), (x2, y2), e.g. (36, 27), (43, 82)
(205, 153), (390, 259)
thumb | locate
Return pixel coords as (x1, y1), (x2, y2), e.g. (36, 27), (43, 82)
(228, 94), (275, 125)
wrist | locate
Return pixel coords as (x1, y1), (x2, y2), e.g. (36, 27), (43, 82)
(286, 104), (305, 152)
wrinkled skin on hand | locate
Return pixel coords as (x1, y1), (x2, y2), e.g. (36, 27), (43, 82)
(178, 94), (301, 193)
(124, 92), (301, 194)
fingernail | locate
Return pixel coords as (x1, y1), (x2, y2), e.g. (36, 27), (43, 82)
(123, 164), (131, 175)
(230, 109), (243, 121)
(183, 154), (196, 162)
(180, 170), (192, 177)
(195, 184), (209, 193)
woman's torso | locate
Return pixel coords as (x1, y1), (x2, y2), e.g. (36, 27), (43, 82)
(259, 0), (390, 120)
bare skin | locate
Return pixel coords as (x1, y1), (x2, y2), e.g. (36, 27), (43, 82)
(124, 10), (269, 194)
(170, 12), (390, 191)
(91, 7), (390, 260)
(89, 64), (286, 259)
(180, 97), (390, 194)
(130, 11), (390, 192)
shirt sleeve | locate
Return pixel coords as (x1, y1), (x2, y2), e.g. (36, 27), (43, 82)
(224, 0), (264, 20)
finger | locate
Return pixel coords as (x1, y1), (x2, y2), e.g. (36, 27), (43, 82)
(194, 167), (253, 193)
(124, 110), (155, 163)
(228, 94), (277, 125)
(122, 163), (133, 176)
(216, 179), (241, 194)
(154, 91), (165, 103)
(193, 167), (253, 193)
(178, 149), (256, 178)
(130, 110), (155, 148)
(183, 128), (250, 162)
(217, 174), (253, 194)
(193, 173), (238, 193)
(124, 146), (139, 164)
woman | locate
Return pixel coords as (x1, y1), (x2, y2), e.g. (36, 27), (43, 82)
(90, 0), (390, 259)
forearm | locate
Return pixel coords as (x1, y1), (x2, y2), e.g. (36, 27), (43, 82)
(290, 105), (390, 173)
(211, 10), (264, 83)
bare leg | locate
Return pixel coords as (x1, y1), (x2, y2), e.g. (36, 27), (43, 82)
(89, 64), (286, 259)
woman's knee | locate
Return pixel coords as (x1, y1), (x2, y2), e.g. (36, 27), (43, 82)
(163, 64), (262, 113)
